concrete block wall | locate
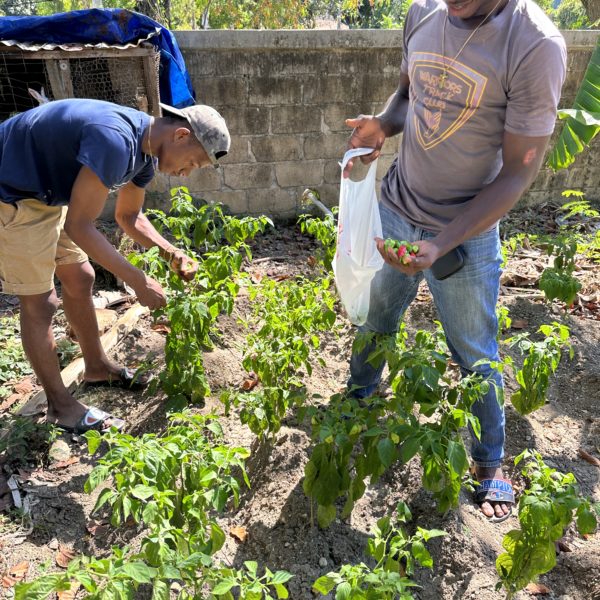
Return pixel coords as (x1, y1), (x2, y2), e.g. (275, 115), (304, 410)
(144, 29), (600, 218)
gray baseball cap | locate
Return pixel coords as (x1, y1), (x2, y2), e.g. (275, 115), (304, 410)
(160, 102), (231, 167)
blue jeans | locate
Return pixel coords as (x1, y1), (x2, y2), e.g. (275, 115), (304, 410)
(348, 203), (504, 468)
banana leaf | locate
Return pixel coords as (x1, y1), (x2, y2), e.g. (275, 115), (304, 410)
(548, 36), (600, 171)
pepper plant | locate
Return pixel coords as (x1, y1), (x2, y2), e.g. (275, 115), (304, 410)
(206, 561), (294, 599)
(297, 208), (338, 271)
(385, 327), (487, 513)
(147, 186), (272, 254)
(538, 236), (581, 306)
(303, 393), (392, 528)
(496, 450), (598, 598)
(130, 245), (244, 406)
(222, 275), (337, 439)
(313, 501), (445, 599)
(84, 412), (249, 561)
(15, 547), (293, 600)
(129, 188), (271, 407)
(502, 322), (572, 416)
(304, 325), (488, 527)
(15, 546), (160, 600)
(16, 413), (292, 599)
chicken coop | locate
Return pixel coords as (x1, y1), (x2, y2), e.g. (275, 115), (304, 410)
(0, 41), (161, 120)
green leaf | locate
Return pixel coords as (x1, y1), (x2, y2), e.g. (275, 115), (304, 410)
(93, 487), (114, 513)
(274, 582), (289, 598)
(85, 429), (103, 454)
(211, 522), (226, 552)
(377, 438), (397, 469)
(317, 504), (337, 529)
(576, 505), (597, 535)
(151, 579), (170, 600)
(130, 485), (156, 501)
(271, 571), (294, 584)
(211, 578), (237, 595)
(84, 465), (110, 493)
(548, 38), (600, 170)
(557, 109), (600, 127)
(446, 440), (468, 476)
(399, 436), (420, 464)
(312, 575), (336, 595)
(142, 501), (160, 524)
(496, 551), (514, 580)
(411, 540), (433, 568)
(120, 562), (157, 584)
(335, 581), (352, 600)
(74, 571), (95, 592)
(14, 575), (66, 600)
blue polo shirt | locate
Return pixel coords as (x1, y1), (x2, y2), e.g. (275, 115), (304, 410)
(0, 98), (155, 206)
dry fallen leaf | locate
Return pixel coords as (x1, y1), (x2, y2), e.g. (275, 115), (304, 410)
(578, 449), (600, 468)
(56, 545), (77, 568)
(511, 319), (529, 329)
(0, 393), (22, 412)
(86, 520), (110, 537)
(1, 561), (29, 588)
(13, 379), (34, 395)
(241, 373), (259, 391)
(57, 582), (80, 600)
(525, 582), (551, 595)
(151, 323), (171, 334)
(230, 526), (248, 543)
(49, 457), (80, 470)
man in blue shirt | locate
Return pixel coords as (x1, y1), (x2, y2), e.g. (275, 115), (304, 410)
(0, 98), (230, 434)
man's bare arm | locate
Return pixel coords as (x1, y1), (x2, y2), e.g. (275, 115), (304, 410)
(115, 182), (198, 280)
(115, 182), (177, 259)
(393, 131), (551, 274)
(343, 72), (410, 177)
(376, 71), (411, 138)
(432, 131), (550, 255)
(64, 167), (165, 308)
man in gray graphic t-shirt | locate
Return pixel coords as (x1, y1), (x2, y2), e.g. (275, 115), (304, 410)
(343, 0), (566, 522)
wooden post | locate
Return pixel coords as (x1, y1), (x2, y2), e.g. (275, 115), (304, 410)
(45, 59), (74, 100)
(141, 51), (161, 116)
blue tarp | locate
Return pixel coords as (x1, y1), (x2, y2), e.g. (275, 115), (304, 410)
(0, 8), (195, 108)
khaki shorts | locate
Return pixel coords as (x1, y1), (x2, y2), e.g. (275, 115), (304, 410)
(0, 199), (88, 296)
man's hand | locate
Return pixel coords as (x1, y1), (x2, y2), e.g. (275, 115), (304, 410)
(376, 237), (442, 276)
(131, 274), (167, 310)
(170, 250), (198, 281)
(344, 115), (387, 178)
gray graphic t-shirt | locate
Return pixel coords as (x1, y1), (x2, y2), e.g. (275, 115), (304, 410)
(381, 0), (566, 233)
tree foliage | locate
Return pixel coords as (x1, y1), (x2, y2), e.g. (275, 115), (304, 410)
(1, 0), (596, 30)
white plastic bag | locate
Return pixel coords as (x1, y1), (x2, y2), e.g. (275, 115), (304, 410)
(333, 147), (384, 325)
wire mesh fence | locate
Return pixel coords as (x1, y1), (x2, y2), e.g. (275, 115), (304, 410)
(0, 46), (160, 120)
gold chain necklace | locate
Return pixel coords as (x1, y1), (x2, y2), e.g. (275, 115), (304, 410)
(438, 0), (504, 89)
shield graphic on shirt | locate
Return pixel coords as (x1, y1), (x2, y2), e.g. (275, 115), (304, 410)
(410, 53), (488, 150)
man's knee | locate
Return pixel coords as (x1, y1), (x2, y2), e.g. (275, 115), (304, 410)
(19, 290), (60, 322)
(57, 261), (95, 298)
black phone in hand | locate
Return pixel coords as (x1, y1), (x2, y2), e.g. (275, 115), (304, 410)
(430, 245), (466, 280)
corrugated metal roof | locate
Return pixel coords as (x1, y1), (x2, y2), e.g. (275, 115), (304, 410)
(0, 29), (158, 52)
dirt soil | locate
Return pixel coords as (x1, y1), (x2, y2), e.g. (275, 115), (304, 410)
(1, 204), (599, 600)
